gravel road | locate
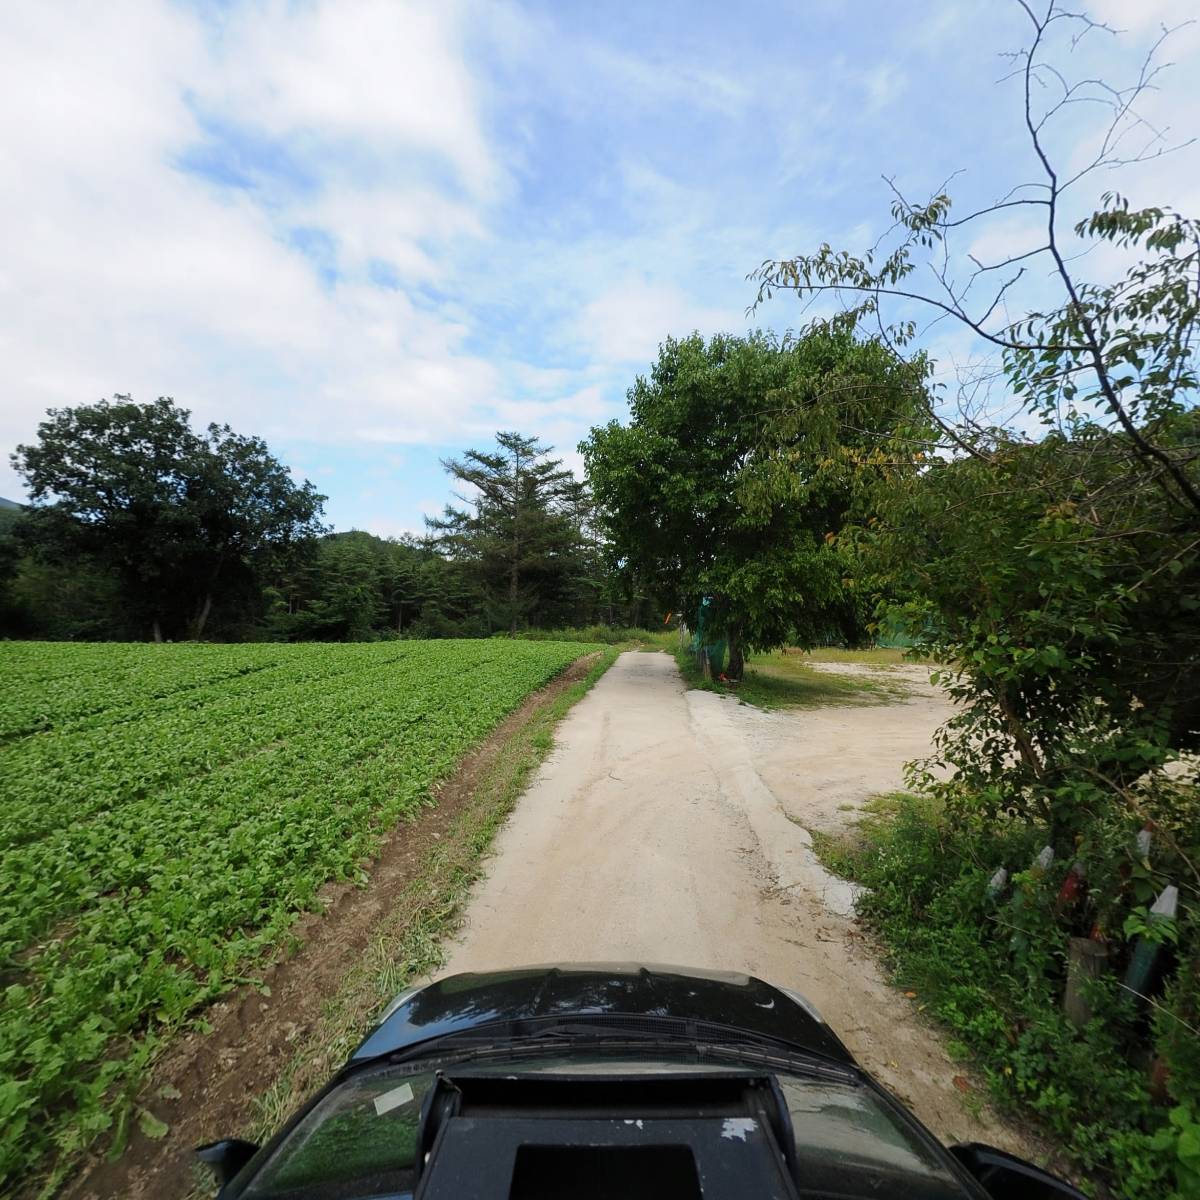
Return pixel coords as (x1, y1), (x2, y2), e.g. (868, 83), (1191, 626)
(443, 650), (1041, 1157)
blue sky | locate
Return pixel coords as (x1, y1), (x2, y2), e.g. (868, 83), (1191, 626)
(1, 0), (1197, 535)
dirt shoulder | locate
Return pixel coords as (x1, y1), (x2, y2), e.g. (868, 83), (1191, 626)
(64, 650), (609, 1200)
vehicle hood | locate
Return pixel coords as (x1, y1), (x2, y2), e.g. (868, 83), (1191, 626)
(349, 962), (853, 1065)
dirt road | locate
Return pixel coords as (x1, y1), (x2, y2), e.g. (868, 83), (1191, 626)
(443, 650), (1039, 1157)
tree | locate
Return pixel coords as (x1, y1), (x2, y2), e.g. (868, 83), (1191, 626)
(866, 421), (1199, 837)
(582, 329), (927, 677)
(262, 530), (478, 641)
(744, 18), (1199, 1172)
(11, 396), (327, 640)
(427, 432), (580, 634)
(749, 3), (1198, 518)
(745, 1), (1200, 814)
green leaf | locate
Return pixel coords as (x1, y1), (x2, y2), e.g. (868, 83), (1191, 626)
(137, 1109), (169, 1140)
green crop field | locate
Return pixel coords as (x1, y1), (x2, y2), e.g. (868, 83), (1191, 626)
(0, 638), (594, 1191)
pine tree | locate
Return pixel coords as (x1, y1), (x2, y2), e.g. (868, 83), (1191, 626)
(427, 432), (578, 634)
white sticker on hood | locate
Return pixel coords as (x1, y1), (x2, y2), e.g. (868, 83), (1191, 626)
(373, 1082), (415, 1116)
(721, 1117), (757, 1142)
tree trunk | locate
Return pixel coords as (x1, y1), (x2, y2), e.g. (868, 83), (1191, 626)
(996, 684), (1044, 779)
(510, 444), (521, 636)
(726, 625), (745, 681)
(152, 619), (163, 644)
(193, 592), (214, 640)
(509, 561), (518, 635)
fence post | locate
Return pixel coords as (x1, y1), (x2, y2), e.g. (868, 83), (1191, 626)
(1063, 937), (1108, 1027)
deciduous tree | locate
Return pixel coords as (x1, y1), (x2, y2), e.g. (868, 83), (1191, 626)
(582, 330), (926, 677)
(11, 396), (326, 640)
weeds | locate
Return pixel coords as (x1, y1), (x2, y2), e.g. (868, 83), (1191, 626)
(813, 790), (1200, 1200)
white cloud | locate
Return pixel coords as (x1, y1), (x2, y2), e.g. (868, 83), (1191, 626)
(198, 0), (497, 198)
(575, 279), (742, 365)
(1087, 0), (1195, 35)
(4, 0), (1196, 532)
(0, 0), (533, 504)
(861, 64), (906, 112)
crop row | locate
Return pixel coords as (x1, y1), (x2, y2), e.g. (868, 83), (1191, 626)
(0, 642), (398, 740)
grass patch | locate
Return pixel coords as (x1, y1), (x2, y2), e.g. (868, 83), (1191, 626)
(238, 647), (621, 1164)
(742, 651), (909, 709)
(809, 794), (909, 880)
(672, 643), (902, 705)
(509, 625), (665, 646)
(671, 643), (909, 710)
(799, 646), (909, 666)
(632, 629), (679, 653)
(807, 829), (861, 880)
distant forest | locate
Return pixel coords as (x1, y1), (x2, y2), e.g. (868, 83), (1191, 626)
(0, 399), (649, 643)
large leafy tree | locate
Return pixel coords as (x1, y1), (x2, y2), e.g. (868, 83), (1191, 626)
(11, 396), (326, 640)
(582, 329), (927, 677)
(427, 431), (581, 634)
(746, 15), (1199, 1170)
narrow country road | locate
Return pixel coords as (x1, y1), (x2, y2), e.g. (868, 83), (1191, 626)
(443, 650), (1039, 1158)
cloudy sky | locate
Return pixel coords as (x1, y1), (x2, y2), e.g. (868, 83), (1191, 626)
(2, 0), (1197, 534)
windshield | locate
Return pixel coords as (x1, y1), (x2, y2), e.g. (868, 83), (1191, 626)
(238, 1047), (963, 1200)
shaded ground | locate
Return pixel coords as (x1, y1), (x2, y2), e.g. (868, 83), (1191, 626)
(443, 651), (1049, 1161)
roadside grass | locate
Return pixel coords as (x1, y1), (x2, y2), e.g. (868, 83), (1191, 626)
(632, 629), (678, 653)
(224, 647), (621, 1184)
(807, 790), (1189, 1199)
(808, 794), (915, 885)
(507, 626), (681, 656)
(808, 792), (913, 878)
(799, 646), (908, 666)
(743, 651), (910, 708)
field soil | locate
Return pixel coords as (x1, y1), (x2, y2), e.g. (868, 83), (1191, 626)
(443, 651), (1045, 1160)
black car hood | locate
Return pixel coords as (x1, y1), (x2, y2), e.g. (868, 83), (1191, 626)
(349, 962), (853, 1065)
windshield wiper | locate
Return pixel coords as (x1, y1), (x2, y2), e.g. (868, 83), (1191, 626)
(383, 1023), (855, 1083)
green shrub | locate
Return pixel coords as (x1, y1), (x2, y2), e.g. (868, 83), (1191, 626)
(830, 787), (1198, 1199)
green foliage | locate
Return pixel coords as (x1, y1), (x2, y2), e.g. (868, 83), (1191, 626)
(4, 416), (640, 644)
(508, 624), (660, 645)
(262, 530), (484, 642)
(825, 790), (1200, 1199)
(428, 432), (602, 635)
(1149, 1106), (1200, 1199)
(744, 19), (1200, 1195)
(581, 329), (927, 675)
(0, 638), (595, 1192)
(867, 423), (1200, 838)
(9, 396), (327, 641)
